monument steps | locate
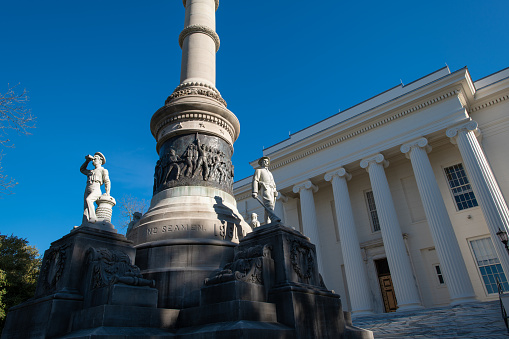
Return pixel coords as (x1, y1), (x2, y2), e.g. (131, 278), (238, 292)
(353, 300), (509, 338)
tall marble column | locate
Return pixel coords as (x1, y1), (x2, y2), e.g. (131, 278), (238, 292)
(401, 138), (476, 304)
(275, 193), (288, 224)
(325, 168), (373, 315)
(447, 120), (509, 276)
(360, 154), (422, 311)
(293, 181), (324, 274)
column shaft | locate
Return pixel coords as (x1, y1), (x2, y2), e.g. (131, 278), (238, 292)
(448, 121), (509, 276)
(180, 0), (217, 85)
(293, 182), (324, 274)
(361, 155), (422, 311)
(401, 138), (476, 304)
(326, 169), (373, 314)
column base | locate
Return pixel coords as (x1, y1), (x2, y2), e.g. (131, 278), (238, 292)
(396, 303), (424, 312)
(351, 310), (375, 317)
(449, 296), (478, 306)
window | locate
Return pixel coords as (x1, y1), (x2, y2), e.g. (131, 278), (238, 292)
(433, 264), (445, 285)
(444, 164), (478, 211)
(470, 237), (509, 294)
(365, 191), (381, 232)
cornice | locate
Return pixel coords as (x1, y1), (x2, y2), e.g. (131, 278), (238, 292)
(269, 89), (460, 171)
(470, 93), (509, 113)
(179, 24), (220, 52)
(183, 0), (219, 11)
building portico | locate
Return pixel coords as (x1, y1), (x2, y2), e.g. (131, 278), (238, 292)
(234, 66), (509, 314)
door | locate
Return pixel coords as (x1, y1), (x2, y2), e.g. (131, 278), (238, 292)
(375, 258), (398, 312)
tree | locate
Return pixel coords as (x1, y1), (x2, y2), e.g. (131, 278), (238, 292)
(0, 234), (41, 329)
(0, 84), (35, 193)
(116, 194), (149, 230)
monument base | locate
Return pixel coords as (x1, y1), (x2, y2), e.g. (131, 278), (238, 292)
(173, 222), (373, 339)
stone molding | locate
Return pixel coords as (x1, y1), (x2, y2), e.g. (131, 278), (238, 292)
(470, 93), (509, 112)
(292, 180), (318, 194)
(360, 154), (389, 171)
(179, 24), (220, 52)
(324, 167), (351, 182)
(166, 86), (227, 107)
(183, 0), (219, 11)
(446, 120), (481, 144)
(270, 89), (461, 170)
(174, 81), (221, 95)
(154, 112), (235, 145)
(400, 137), (432, 159)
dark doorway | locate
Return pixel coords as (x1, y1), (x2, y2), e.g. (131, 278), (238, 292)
(375, 258), (398, 312)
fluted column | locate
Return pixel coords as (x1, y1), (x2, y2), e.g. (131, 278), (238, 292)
(325, 168), (373, 314)
(447, 120), (509, 276)
(275, 193), (288, 224)
(293, 181), (324, 274)
(401, 138), (476, 304)
(360, 154), (422, 311)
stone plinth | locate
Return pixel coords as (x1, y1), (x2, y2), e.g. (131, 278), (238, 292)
(174, 222), (373, 339)
(1, 227), (176, 339)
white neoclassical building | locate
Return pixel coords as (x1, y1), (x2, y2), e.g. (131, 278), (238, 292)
(234, 66), (509, 315)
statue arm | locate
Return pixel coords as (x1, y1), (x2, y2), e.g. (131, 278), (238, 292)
(252, 170), (260, 197)
(103, 169), (111, 195)
(80, 159), (91, 175)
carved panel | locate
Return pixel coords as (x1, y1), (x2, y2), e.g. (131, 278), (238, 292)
(39, 243), (71, 293)
(205, 244), (272, 286)
(154, 133), (234, 195)
(287, 237), (315, 283)
(86, 248), (154, 289)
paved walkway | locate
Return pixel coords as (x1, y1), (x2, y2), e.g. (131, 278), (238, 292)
(353, 301), (509, 338)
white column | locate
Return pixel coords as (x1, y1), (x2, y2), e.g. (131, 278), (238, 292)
(275, 193), (288, 224)
(447, 120), (509, 276)
(293, 181), (324, 274)
(401, 138), (477, 304)
(360, 154), (422, 311)
(325, 168), (373, 315)
(180, 0), (219, 86)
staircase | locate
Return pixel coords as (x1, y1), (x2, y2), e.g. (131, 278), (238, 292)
(353, 301), (509, 338)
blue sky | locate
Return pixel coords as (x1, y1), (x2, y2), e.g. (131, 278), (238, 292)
(1, 0), (508, 254)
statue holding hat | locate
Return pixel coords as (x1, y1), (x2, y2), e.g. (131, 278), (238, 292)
(252, 156), (279, 224)
(81, 152), (111, 224)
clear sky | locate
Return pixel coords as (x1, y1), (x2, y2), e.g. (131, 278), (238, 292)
(1, 0), (508, 254)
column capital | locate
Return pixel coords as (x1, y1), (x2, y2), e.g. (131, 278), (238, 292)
(276, 193), (288, 203)
(400, 137), (432, 159)
(360, 154), (389, 171)
(183, 0), (219, 11)
(324, 168), (351, 182)
(293, 180), (318, 194)
(446, 120), (481, 144)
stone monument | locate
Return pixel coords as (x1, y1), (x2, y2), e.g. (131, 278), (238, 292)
(2, 1), (372, 338)
(125, 0), (251, 310)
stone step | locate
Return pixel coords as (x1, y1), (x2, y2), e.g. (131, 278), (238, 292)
(178, 300), (278, 327)
(353, 301), (509, 339)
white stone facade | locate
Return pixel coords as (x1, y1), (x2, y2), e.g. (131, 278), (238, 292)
(234, 66), (509, 314)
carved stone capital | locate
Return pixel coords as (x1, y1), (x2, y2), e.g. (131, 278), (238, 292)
(292, 180), (318, 194)
(360, 154), (389, 171)
(324, 167), (351, 182)
(400, 137), (432, 159)
(276, 193), (288, 203)
(179, 24), (220, 52)
(183, 0), (219, 11)
(446, 120), (481, 144)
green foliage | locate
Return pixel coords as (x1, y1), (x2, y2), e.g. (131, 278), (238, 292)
(0, 233), (41, 329)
